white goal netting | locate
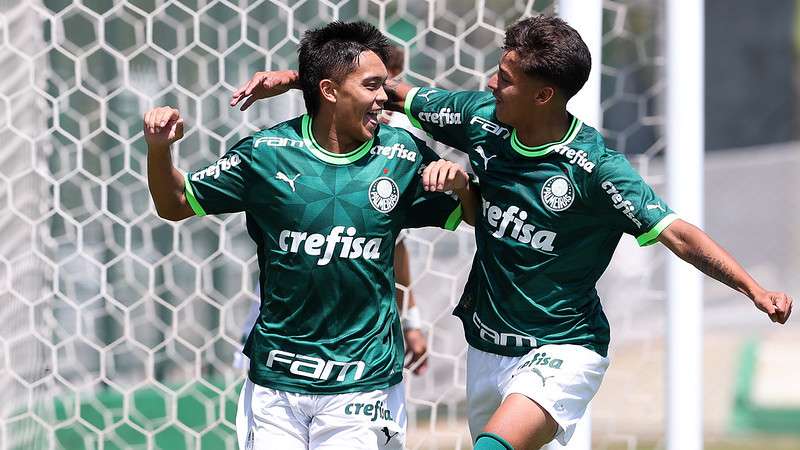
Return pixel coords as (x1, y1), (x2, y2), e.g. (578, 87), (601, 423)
(0, 1), (671, 449)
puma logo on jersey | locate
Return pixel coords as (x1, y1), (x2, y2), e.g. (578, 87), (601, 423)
(601, 181), (643, 228)
(473, 312), (537, 347)
(266, 349), (365, 381)
(647, 202), (666, 212)
(417, 89), (438, 101)
(552, 145), (595, 173)
(482, 199), (557, 253)
(276, 171), (300, 192)
(278, 226), (382, 266)
(474, 146), (497, 170)
(417, 108), (462, 127)
(381, 427), (400, 445)
(470, 116), (510, 139)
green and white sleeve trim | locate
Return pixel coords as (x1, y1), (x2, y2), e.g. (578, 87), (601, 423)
(183, 174), (207, 217)
(444, 204), (463, 230)
(403, 87), (423, 130)
(636, 213), (679, 246)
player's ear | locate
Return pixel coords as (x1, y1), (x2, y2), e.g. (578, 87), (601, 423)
(319, 79), (337, 104)
(534, 86), (556, 105)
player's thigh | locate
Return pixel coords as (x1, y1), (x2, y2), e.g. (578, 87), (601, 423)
(466, 345), (510, 439)
(482, 393), (558, 450)
(310, 382), (406, 450)
(492, 344), (609, 448)
(236, 378), (308, 450)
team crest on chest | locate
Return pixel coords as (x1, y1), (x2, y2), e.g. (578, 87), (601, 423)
(369, 177), (400, 213)
(541, 175), (575, 211)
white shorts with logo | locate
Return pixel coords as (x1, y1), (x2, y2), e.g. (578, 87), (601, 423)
(467, 344), (609, 446)
(236, 378), (406, 450)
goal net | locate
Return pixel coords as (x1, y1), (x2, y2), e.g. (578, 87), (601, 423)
(0, 1), (671, 449)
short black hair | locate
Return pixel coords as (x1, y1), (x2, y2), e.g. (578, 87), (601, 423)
(503, 15), (591, 100)
(298, 21), (391, 115)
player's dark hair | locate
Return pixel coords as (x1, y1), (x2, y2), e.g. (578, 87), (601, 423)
(298, 21), (391, 115)
(503, 15), (591, 100)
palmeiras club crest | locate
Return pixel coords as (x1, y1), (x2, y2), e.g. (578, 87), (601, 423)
(369, 177), (400, 213)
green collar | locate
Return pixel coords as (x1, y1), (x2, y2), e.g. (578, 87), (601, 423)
(300, 115), (374, 165)
(510, 116), (582, 157)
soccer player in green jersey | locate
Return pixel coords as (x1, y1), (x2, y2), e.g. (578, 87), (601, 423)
(145, 21), (478, 450)
(230, 15), (793, 450)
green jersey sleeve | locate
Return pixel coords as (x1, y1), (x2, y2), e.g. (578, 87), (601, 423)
(183, 136), (256, 216)
(404, 87), (490, 151)
(403, 139), (463, 231)
(589, 153), (679, 246)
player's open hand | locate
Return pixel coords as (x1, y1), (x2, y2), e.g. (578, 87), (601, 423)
(404, 329), (429, 376)
(422, 160), (469, 192)
(753, 290), (793, 324)
(143, 107), (184, 148)
(230, 70), (298, 111)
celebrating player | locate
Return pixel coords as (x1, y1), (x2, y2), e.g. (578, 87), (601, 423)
(230, 15), (793, 450)
(146, 21), (477, 450)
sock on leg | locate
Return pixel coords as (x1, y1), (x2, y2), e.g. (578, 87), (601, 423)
(473, 432), (515, 450)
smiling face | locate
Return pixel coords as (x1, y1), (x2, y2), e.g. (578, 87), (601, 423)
(487, 50), (554, 127)
(328, 50), (388, 143)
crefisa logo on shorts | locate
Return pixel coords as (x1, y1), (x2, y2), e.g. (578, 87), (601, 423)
(541, 175), (575, 211)
(369, 177), (399, 213)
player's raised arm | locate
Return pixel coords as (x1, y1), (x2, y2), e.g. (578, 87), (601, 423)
(229, 70), (300, 111)
(657, 220), (793, 324)
(144, 106), (195, 221)
(229, 69), (415, 113)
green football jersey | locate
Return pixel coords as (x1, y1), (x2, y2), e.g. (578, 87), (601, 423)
(184, 114), (463, 394)
(405, 87), (678, 357)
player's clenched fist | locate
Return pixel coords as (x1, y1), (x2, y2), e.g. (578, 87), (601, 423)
(143, 107), (184, 148)
(753, 290), (793, 324)
(422, 159), (469, 192)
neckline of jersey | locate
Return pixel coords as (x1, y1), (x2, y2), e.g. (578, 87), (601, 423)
(510, 115), (582, 158)
(300, 114), (375, 165)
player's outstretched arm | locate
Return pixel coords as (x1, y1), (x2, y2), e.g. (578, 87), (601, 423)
(144, 106), (194, 221)
(658, 219), (793, 323)
(229, 70), (414, 113)
(422, 160), (479, 226)
(229, 70), (300, 111)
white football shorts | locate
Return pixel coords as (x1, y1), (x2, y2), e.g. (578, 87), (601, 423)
(236, 377), (406, 449)
(467, 344), (609, 446)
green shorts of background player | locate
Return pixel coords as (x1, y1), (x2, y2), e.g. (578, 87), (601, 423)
(145, 21), (478, 450)
(230, 15), (793, 450)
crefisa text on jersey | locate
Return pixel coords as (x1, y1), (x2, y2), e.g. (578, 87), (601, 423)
(482, 200), (557, 252)
(552, 145), (595, 173)
(190, 154), (241, 181)
(278, 226), (383, 266)
(370, 143), (417, 162)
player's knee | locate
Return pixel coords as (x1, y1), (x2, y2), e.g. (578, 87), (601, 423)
(474, 432), (515, 450)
